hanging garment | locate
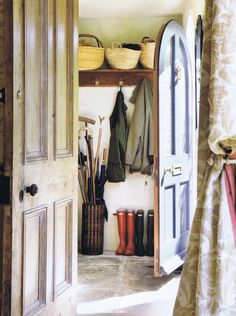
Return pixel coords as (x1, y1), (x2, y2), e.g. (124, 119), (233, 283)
(106, 90), (128, 182)
(174, 1), (236, 315)
(125, 79), (153, 175)
(224, 155), (236, 247)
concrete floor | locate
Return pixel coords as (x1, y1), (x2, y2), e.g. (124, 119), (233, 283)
(77, 251), (180, 316)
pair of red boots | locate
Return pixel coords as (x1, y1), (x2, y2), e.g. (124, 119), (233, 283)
(114, 209), (135, 256)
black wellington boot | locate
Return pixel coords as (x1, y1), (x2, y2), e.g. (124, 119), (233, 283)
(146, 210), (154, 256)
(135, 210), (145, 256)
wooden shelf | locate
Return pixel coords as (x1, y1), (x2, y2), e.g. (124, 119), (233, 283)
(79, 68), (155, 87)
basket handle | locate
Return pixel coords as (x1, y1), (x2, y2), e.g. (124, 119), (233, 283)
(79, 34), (104, 48)
(111, 41), (122, 49)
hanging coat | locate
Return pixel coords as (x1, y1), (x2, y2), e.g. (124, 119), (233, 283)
(106, 90), (128, 182)
(125, 79), (153, 175)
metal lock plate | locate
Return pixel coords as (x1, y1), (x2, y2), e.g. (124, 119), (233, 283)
(172, 165), (182, 176)
(163, 165), (182, 176)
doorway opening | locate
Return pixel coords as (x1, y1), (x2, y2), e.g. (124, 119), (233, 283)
(77, 14), (197, 316)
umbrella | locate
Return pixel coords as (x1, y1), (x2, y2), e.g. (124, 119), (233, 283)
(99, 149), (108, 221)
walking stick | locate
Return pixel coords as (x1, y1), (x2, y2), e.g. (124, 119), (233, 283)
(94, 116), (105, 175)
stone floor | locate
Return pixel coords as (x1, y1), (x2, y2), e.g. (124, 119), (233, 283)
(77, 251), (180, 316)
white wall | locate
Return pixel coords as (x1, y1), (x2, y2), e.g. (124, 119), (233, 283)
(78, 87), (154, 250)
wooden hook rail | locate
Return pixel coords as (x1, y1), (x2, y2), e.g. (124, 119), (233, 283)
(79, 69), (155, 87)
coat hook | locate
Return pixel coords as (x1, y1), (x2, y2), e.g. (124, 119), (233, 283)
(95, 78), (100, 87)
(119, 79), (123, 90)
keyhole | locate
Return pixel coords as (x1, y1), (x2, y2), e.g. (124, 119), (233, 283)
(19, 190), (24, 202)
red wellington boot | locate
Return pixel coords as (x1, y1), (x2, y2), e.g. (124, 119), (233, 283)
(115, 209), (127, 255)
(125, 210), (135, 256)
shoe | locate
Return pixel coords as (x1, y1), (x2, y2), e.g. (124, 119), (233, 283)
(125, 209), (135, 256)
(146, 210), (154, 256)
(135, 210), (145, 256)
(115, 209), (127, 255)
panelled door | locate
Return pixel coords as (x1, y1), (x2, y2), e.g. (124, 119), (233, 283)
(154, 20), (193, 276)
(12, 1), (78, 315)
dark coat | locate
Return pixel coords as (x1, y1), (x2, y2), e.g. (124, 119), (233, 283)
(106, 90), (128, 182)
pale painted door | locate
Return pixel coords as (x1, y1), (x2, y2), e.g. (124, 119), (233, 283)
(154, 20), (193, 276)
(12, 1), (78, 315)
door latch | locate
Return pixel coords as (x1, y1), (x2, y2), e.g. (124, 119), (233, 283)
(164, 165), (182, 176)
(0, 88), (5, 104)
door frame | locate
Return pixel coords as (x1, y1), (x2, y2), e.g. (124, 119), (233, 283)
(0, 1), (79, 314)
(0, 1), (13, 314)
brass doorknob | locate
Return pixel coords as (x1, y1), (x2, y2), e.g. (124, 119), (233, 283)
(25, 184), (39, 196)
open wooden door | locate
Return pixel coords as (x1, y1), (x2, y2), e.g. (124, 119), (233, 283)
(10, 1), (78, 315)
(154, 20), (193, 276)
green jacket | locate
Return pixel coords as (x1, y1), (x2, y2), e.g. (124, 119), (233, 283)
(125, 79), (154, 175)
(106, 90), (128, 182)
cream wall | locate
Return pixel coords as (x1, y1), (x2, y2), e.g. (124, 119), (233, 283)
(79, 16), (182, 48)
(78, 16), (185, 251)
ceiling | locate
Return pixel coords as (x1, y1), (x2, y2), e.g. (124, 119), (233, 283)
(79, 0), (188, 18)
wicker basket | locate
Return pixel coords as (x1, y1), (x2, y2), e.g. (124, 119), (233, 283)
(79, 34), (105, 70)
(105, 42), (141, 70)
(81, 203), (105, 255)
(140, 37), (156, 69)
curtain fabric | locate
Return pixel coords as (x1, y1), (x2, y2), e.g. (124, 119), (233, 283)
(173, 1), (236, 315)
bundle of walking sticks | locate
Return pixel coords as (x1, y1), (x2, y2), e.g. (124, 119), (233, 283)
(114, 209), (154, 257)
(78, 115), (108, 221)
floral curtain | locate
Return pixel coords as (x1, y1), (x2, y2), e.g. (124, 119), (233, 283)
(173, 1), (236, 315)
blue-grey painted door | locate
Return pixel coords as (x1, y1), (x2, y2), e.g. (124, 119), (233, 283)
(154, 20), (193, 275)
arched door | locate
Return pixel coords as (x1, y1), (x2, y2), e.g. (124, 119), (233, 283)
(154, 20), (194, 276)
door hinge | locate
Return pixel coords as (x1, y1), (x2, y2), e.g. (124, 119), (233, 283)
(0, 88), (5, 104)
(0, 175), (11, 204)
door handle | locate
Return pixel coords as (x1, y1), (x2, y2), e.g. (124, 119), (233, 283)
(163, 167), (173, 175)
(25, 184), (39, 196)
(175, 66), (181, 82)
(163, 165), (182, 176)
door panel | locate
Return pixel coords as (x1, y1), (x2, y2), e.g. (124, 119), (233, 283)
(154, 20), (193, 276)
(23, 207), (47, 315)
(55, 0), (73, 158)
(53, 198), (73, 299)
(24, 0), (48, 163)
(12, 0), (78, 315)
(162, 37), (174, 156)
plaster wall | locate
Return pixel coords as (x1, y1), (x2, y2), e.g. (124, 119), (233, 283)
(79, 16), (182, 48)
(78, 87), (155, 250)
